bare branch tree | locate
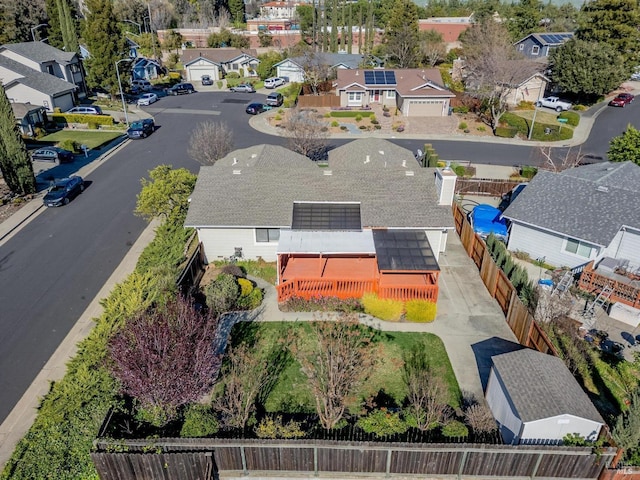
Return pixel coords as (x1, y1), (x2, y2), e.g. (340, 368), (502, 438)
(464, 403), (497, 434)
(188, 121), (235, 166)
(285, 108), (329, 161)
(293, 313), (378, 429)
(300, 51), (331, 95)
(419, 31), (446, 67)
(535, 146), (585, 172)
(402, 342), (450, 431)
(386, 25), (420, 68)
(534, 284), (574, 324)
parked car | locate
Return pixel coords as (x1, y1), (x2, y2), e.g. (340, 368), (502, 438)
(126, 118), (155, 139)
(167, 82), (195, 95)
(609, 93), (635, 107)
(131, 79), (153, 91)
(66, 105), (103, 115)
(30, 146), (74, 163)
(201, 75), (214, 86)
(264, 77), (285, 89)
(534, 96), (572, 112)
(246, 102), (266, 115)
(469, 204), (508, 242)
(137, 93), (158, 106)
(266, 92), (284, 107)
(230, 83), (256, 93)
(43, 176), (84, 207)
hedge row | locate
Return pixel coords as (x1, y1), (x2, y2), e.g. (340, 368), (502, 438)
(330, 111), (375, 118)
(1, 220), (191, 479)
(361, 293), (437, 322)
(51, 113), (114, 126)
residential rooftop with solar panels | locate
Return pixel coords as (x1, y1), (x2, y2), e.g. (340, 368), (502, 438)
(514, 32), (574, 59)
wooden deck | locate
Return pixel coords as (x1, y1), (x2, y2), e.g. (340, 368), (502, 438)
(578, 261), (640, 309)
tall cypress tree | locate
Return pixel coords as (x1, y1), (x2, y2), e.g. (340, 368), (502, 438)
(0, 85), (36, 196)
(83, 0), (127, 95)
(45, 0), (64, 49)
(330, 0), (338, 52)
(60, 0), (79, 53)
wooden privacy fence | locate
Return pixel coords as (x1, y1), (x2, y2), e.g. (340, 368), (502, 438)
(296, 94), (341, 108)
(92, 438), (616, 480)
(455, 177), (522, 197)
(452, 202), (556, 355)
(176, 242), (206, 295)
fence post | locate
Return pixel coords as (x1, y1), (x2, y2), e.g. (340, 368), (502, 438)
(240, 445), (248, 475)
(530, 452), (544, 479)
(314, 446), (319, 476)
(458, 449), (469, 480)
(385, 448), (392, 478)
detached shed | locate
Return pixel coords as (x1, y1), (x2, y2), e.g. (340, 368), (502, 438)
(486, 348), (605, 445)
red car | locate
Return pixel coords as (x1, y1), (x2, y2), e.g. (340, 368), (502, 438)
(609, 93), (635, 107)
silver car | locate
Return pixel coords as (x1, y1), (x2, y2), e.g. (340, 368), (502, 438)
(230, 83), (256, 93)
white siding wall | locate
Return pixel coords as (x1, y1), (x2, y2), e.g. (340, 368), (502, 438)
(276, 60), (305, 82)
(197, 227), (279, 262)
(604, 227), (640, 267)
(5, 84), (52, 110)
(186, 59), (220, 81)
(425, 229), (445, 260)
(521, 415), (602, 444)
(485, 369), (522, 445)
(0, 66), (24, 82)
(507, 222), (601, 268)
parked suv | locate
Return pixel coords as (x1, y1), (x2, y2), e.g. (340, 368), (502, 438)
(167, 82), (195, 95)
(266, 92), (284, 107)
(66, 105), (103, 115)
(264, 77), (285, 89)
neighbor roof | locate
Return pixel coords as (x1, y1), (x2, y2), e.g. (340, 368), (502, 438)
(11, 102), (45, 118)
(1, 42), (78, 65)
(184, 142), (454, 230)
(0, 56), (76, 95)
(285, 52), (382, 70)
(491, 348), (604, 424)
(502, 162), (640, 246)
(516, 32), (574, 47)
(182, 48), (258, 66)
(336, 69), (454, 98)
(329, 138), (417, 170)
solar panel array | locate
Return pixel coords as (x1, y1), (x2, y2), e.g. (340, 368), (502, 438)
(538, 33), (572, 44)
(373, 230), (440, 271)
(363, 70), (397, 85)
(291, 203), (362, 231)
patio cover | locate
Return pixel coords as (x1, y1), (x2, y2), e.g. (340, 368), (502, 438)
(277, 230), (375, 254)
(373, 229), (440, 271)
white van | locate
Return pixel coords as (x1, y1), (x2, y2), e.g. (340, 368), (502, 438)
(131, 79), (152, 91)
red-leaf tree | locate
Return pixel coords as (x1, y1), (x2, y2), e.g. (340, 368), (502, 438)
(108, 297), (222, 426)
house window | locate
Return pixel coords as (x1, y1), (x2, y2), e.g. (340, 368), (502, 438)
(519, 44), (524, 51)
(386, 90), (396, 99)
(70, 64), (80, 73)
(233, 64), (239, 70)
(256, 228), (280, 243)
(531, 45), (540, 55)
(347, 92), (362, 102)
(565, 238), (592, 258)
(47, 65), (54, 75)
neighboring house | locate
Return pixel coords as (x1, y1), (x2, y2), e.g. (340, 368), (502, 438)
(486, 348), (605, 445)
(275, 53), (382, 83)
(184, 140), (457, 303)
(418, 15), (473, 50)
(259, 1), (300, 19)
(131, 57), (164, 80)
(182, 48), (259, 82)
(0, 55), (77, 112)
(502, 162), (640, 269)
(11, 102), (46, 136)
(514, 32), (574, 59)
(504, 69), (550, 106)
(335, 68), (455, 116)
(0, 41), (87, 97)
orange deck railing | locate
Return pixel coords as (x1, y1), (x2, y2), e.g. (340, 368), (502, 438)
(578, 262), (640, 309)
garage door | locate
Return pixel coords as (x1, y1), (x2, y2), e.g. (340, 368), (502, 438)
(404, 100), (444, 116)
(277, 66), (304, 83)
(187, 66), (219, 82)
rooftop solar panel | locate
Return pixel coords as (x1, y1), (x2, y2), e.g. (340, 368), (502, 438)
(363, 70), (374, 84)
(292, 202), (362, 231)
(373, 230), (440, 271)
(385, 71), (396, 84)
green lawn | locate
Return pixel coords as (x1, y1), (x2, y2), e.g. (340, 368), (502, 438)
(227, 322), (461, 414)
(39, 131), (123, 149)
(511, 109), (576, 131)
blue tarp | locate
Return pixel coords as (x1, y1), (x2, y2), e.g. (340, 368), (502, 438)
(471, 204), (508, 241)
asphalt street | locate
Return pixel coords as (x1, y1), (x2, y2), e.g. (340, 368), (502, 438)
(0, 90), (638, 424)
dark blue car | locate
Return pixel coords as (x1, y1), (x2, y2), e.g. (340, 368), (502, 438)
(43, 176), (84, 207)
(126, 118), (155, 139)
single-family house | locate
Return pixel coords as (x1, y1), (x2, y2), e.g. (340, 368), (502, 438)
(275, 53), (382, 83)
(486, 348), (605, 445)
(182, 48), (259, 82)
(502, 162), (640, 270)
(335, 68), (455, 116)
(514, 32), (574, 60)
(11, 102), (47, 136)
(0, 41), (87, 97)
(131, 57), (164, 80)
(184, 139), (457, 303)
(0, 55), (77, 112)
(504, 68), (550, 106)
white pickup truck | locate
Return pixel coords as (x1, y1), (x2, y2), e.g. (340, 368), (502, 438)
(535, 96), (572, 112)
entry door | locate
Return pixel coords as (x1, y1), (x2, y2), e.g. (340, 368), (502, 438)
(372, 90), (381, 102)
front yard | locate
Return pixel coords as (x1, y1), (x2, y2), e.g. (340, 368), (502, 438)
(38, 130), (123, 149)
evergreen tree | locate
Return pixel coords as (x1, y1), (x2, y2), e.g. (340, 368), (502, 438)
(228, 0), (245, 25)
(347, 5), (352, 54)
(608, 124), (640, 165)
(0, 84), (37, 196)
(0, 0), (47, 43)
(508, 0), (543, 40)
(330, 0), (338, 52)
(45, 0), (64, 49)
(83, 0), (128, 95)
(60, 0), (79, 53)
(385, 0), (419, 67)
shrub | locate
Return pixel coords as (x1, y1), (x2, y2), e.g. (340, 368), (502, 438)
(205, 273), (240, 315)
(51, 113), (114, 126)
(573, 104), (586, 111)
(370, 115), (377, 123)
(340, 125), (347, 130)
(236, 287), (263, 310)
(458, 122), (467, 130)
(237, 277), (254, 296)
(331, 120), (339, 127)
(405, 300), (437, 322)
(476, 126), (486, 132)
(329, 111), (374, 118)
(452, 105), (469, 114)
(355, 114), (362, 122)
(359, 125), (367, 130)
(520, 165), (537, 179)
(517, 101), (535, 110)
(495, 126), (517, 138)
(324, 112), (331, 118)
(180, 404), (219, 437)
(255, 416), (306, 439)
(87, 122), (98, 130)
(442, 419), (469, 437)
(274, 114), (282, 121)
(361, 293), (403, 321)
(225, 72), (240, 79)
(374, 125), (381, 129)
(216, 81), (223, 89)
(57, 139), (80, 153)
(280, 295), (363, 312)
(558, 110), (580, 126)
(356, 409), (409, 437)
(221, 264), (245, 278)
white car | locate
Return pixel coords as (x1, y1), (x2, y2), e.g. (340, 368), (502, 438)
(264, 77), (285, 89)
(137, 93), (158, 106)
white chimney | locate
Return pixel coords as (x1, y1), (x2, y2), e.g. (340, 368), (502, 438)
(435, 168), (457, 206)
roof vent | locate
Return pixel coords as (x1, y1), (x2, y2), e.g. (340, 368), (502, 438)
(233, 169), (241, 175)
(324, 170), (332, 175)
(596, 185), (609, 192)
(405, 170), (414, 176)
(379, 150), (384, 155)
(364, 155), (370, 164)
(251, 153), (257, 158)
(402, 159), (407, 168)
(232, 157), (238, 165)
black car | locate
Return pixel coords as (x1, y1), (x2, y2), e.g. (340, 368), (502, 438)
(43, 176), (85, 207)
(201, 75), (213, 86)
(167, 83), (195, 95)
(31, 146), (74, 163)
(126, 118), (155, 139)
(246, 102), (266, 115)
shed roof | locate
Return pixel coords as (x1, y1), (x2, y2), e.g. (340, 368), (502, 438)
(502, 162), (640, 246)
(491, 348), (604, 424)
(184, 142), (454, 230)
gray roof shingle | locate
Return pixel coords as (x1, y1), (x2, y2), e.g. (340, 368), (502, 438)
(184, 142), (454, 230)
(0, 55), (77, 96)
(502, 162), (640, 246)
(491, 349), (604, 424)
(1, 42), (77, 65)
(329, 138), (417, 170)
